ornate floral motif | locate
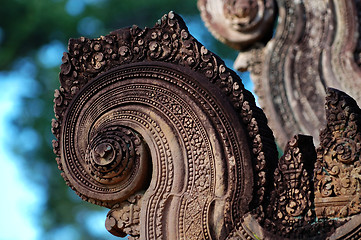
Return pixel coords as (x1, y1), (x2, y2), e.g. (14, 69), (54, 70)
(105, 193), (143, 239)
(265, 135), (316, 237)
(84, 126), (142, 185)
(53, 9), (361, 239)
(314, 88), (361, 218)
(53, 12), (278, 240)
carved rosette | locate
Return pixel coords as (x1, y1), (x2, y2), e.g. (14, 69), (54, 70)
(197, 0), (275, 50)
(314, 88), (361, 218)
(85, 126), (147, 186)
(53, 12), (278, 239)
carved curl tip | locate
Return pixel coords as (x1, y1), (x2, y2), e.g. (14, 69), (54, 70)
(53, 11), (278, 239)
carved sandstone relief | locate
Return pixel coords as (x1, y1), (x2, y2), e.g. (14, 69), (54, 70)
(314, 89), (361, 219)
(199, 0), (361, 148)
(197, 0), (275, 50)
(53, 12), (361, 239)
(52, 12), (278, 239)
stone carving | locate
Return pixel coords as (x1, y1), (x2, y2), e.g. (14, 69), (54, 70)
(197, 0), (275, 50)
(106, 193), (143, 239)
(228, 89), (361, 239)
(199, 0), (361, 148)
(53, 12), (278, 239)
(314, 89), (361, 218)
(53, 12), (361, 240)
(266, 135), (316, 237)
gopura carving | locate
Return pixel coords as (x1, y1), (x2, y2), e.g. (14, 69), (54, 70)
(53, 12), (361, 240)
(199, 0), (361, 148)
(314, 89), (361, 218)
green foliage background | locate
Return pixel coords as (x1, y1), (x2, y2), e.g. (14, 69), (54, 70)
(1, 0), (238, 239)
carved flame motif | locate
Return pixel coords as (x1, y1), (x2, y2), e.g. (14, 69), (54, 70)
(265, 135), (315, 237)
(315, 88), (361, 218)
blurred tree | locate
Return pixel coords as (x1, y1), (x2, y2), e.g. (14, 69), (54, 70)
(1, 0), (238, 239)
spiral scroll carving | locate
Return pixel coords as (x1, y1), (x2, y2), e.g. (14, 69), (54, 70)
(58, 76), (153, 206)
(85, 126), (147, 185)
(53, 12), (278, 239)
(54, 11), (361, 239)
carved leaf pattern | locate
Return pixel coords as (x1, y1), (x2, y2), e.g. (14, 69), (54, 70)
(315, 88), (361, 218)
(105, 193), (143, 239)
(51, 9), (361, 239)
(265, 135), (315, 237)
(53, 11), (278, 212)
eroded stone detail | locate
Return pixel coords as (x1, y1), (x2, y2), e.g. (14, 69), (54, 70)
(106, 193), (143, 239)
(197, 0), (275, 50)
(201, 0), (361, 148)
(266, 135), (316, 237)
(53, 12), (278, 240)
(53, 11), (361, 240)
(315, 88), (361, 218)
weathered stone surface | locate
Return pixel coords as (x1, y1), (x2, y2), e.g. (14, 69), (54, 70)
(53, 12), (278, 239)
(314, 89), (361, 219)
(53, 12), (361, 240)
(265, 135), (316, 237)
(198, 0), (275, 50)
(201, 0), (361, 148)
